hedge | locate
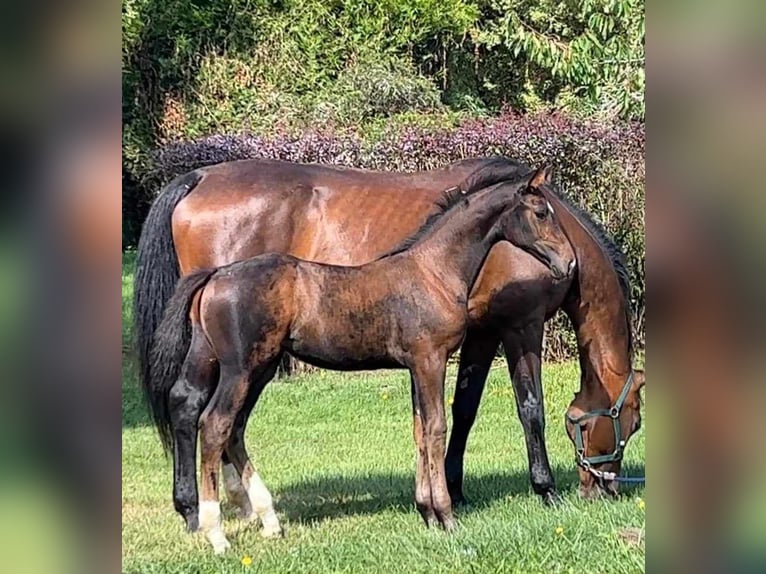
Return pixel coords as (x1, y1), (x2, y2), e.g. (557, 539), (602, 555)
(142, 112), (645, 360)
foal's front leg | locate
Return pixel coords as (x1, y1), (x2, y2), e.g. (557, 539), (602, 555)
(410, 375), (437, 526)
(411, 355), (455, 531)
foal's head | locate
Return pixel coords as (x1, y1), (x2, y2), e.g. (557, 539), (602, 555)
(498, 166), (575, 280)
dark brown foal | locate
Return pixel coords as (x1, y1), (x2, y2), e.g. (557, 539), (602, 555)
(149, 167), (574, 552)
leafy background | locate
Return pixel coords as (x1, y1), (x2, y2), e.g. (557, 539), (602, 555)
(122, 0), (645, 360)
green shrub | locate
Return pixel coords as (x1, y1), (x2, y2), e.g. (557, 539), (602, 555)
(311, 58), (444, 126)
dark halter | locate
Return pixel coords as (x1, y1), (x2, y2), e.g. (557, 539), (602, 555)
(566, 372), (645, 484)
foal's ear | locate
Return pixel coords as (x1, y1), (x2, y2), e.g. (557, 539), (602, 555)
(632, 369), (645, 392)
(528, 165), (553, 189)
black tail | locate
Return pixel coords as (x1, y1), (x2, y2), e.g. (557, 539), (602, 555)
(134, 170), (204, 426)
(147, 269), (215, 453)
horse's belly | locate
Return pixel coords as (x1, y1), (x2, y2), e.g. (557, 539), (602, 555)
(283, 337), (400, 371)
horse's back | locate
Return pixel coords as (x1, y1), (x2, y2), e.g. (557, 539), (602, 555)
(171, 159), (483, 272)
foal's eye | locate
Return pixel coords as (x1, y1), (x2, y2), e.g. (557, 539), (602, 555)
(534, 209), (547, 220)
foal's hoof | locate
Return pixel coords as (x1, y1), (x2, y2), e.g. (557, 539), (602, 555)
(237, 508), (257, 522)
(261, 524), (284, 539)
(211, 538), (231, 555)
(441, 517), (458, 533)
(207, 530), (231, 555)
(417, 503), (439, 528)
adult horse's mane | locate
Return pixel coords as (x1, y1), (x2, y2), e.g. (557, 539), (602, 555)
(553, 186), (634, 355)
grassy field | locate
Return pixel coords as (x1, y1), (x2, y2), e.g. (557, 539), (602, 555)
(122, 255), (645, 573)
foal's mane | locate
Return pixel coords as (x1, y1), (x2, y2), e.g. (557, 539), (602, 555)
(377, 158), (532, 259)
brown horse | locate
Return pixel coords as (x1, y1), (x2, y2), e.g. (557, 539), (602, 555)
(149, 168), (574, 552)
(134, 156), (643, 515)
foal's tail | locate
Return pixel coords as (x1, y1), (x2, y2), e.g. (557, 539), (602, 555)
(134, 170), (203, 429)
(147, 269), (215, 454)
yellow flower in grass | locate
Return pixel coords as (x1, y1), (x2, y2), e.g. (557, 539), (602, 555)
(241, 556), (253, 566)
(381, 392), (389, 400)
(555, 526), (564, 536)
(448, 397), (454, 405)
(636, 497), (645, 510)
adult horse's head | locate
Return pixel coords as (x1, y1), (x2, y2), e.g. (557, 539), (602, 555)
(497, 166), (576, 281)
(565, 367), (645, 497)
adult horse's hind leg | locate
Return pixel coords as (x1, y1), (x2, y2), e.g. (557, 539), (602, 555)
(445, 328), (500, 505)
(502, 325), (559, 505)
(411, 353), (455, 531)
(411, 375), (437, 527)
(168, 324), (217, 532)
(224, 358), (283, 538)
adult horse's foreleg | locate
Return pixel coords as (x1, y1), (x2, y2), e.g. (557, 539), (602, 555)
(198, 366), (253, 554)
(168, 325), (217, 532)
(502, 324), (559, 505)
(224, 358), (283, 538)
(445, 327), (500, 505)
(412, 354), (455, 531)
(410, 374), (437, 527)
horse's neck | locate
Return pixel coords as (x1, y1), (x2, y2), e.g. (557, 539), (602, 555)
(413, 197), (503, 295)
(547, 193), (632, 403)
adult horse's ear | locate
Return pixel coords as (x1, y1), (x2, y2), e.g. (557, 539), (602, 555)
(528, 165), (553, 189)
(632, 369), (645, 391)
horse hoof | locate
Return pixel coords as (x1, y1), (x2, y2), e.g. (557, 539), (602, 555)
(441, 518), (458, 533)
(237, 509), (257, 522)
(261, 525), (284, 539)
(541, 490), (562, 507)
(207, 530), (231, 554)
(185, 514), (200, 533)
(451, 493), (469, 508)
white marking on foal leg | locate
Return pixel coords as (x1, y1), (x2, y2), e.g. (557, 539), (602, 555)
(199, 500), (231, 554)
(223, 463), (254, 520)
(245, 470), (282, 538)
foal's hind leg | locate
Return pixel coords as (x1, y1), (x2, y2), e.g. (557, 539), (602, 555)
(197, 366), (254, 554)
(221, 358), (279, 521)
(168, 324), (217, 532)
(224, 358), (283, 538)
(411, 375), (437, 527)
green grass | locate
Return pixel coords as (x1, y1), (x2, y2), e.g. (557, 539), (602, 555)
(122, 258), (644, 574)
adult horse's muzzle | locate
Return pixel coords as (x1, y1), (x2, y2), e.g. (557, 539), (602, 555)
(565, 372), (645, 494)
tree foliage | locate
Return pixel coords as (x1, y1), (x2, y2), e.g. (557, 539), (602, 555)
(476, 0), (644, 119)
